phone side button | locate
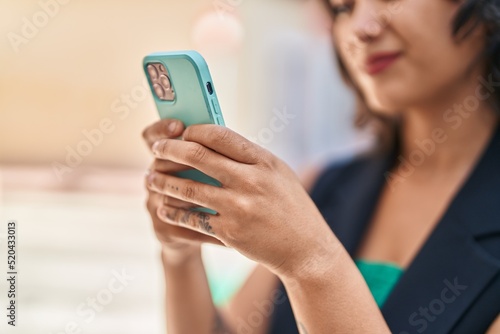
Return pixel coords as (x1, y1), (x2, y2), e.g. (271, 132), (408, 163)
(211, 99), (220, 114)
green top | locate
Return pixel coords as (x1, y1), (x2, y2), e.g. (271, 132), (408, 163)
(208, 258), (405, 308)
(354, 258), (405, 308)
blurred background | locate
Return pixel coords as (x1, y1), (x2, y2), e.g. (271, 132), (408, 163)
(0, 0), (373, 333)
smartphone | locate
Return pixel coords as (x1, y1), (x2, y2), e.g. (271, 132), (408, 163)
(143, 50), (225, 214)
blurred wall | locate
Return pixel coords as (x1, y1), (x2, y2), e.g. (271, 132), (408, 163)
(1, 0), (367, 187)
(0, 1), (235, 170)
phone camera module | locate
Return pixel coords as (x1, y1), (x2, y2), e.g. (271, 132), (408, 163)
(147, 65), (158, 80)
(153, 84), (165, 99)
(146, 62), (175, 101)
(160, 75), (171, 89)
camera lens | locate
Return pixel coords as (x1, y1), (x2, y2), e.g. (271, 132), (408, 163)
(147, 64), (158, 80)
(158, 64), (166, 73)
(153, 83), (165, 99)
(160, 75), (171, 89)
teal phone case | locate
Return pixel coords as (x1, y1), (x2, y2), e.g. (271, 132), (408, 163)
(143, 51), (225, 214)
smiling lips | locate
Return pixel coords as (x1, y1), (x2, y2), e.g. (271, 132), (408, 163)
(365, 51), (402, 75)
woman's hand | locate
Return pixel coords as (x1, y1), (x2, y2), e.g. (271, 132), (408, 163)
(146, 123), (340, 279)
(142, 119), (226, 260)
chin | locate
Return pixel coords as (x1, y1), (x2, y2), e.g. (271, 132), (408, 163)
(364, 90), (407, 116)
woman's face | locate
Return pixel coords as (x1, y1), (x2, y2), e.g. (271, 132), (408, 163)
(326, 0), (486, 114)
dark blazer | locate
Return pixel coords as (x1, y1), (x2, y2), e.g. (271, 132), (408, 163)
(269, 122), (500, 334)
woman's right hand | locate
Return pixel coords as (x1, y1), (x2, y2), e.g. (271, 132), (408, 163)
(142, 119), (226, 259)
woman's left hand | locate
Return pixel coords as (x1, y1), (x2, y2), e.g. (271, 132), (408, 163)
(146, 123), (339, 279)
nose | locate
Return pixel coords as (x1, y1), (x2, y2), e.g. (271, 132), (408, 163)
(352, 1), (388, 44)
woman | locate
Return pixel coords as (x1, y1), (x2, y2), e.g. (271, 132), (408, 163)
(142, 0), (500, 332)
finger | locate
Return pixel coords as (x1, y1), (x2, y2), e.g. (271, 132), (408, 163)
(146, 194), (226, 247)
(181, 124), (263, 164)
(145, 167), (201, 206)
(152, 213), (226, 246)
(151, 139), (241, 184)
(157, 205), (224, 239)
(146, 162), (214, 203)
(148, 191), (197, 210)
(147, 171), (226, 210)
(142, 119), (185, 150)
(150, 159), (191, 174)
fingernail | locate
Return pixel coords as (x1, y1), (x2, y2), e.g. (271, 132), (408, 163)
(168, 121), (178, 134)
(147, 172), (155, 185)
(152, 141), (160, 153)
(159, 207), (167, 218)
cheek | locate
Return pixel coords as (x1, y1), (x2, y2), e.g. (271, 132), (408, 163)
(331, 27), (348, 62)
(386, 4), (483, 105)
(341, 1), (483, 112)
